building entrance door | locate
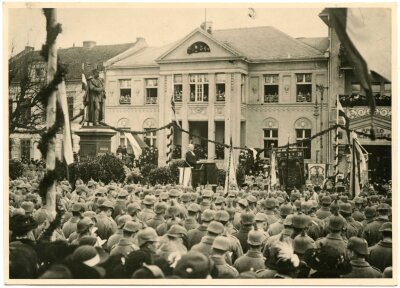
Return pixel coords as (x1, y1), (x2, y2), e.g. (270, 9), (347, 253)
(364, 145), (391, 182)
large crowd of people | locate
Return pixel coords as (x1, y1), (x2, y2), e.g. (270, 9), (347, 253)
(9, 163), (392, 280)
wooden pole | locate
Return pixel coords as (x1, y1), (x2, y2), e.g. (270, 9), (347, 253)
(44, 8), (58, 220)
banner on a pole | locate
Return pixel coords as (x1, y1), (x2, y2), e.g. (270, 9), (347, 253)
(307, 163), (326, 187)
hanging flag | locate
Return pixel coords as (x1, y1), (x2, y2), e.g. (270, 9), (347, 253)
(125, 133), (143, 159)
(337, 96), (351, 143)
(328, 8), (391, 115)
(350, 131), (367, 197)
(248, 8), (256, 19)
(56, 80), (73, 165)
(224, 138), (238, 194)
(270, 150), (277, 187)
(171, 95), (181, 128)
(353, 134), (368, 186)
(249, 148), (257, 160)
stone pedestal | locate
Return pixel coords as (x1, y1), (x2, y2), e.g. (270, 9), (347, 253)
(75, 126), (116, 161)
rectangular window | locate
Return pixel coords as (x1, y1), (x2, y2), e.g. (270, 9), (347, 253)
(296, 129), (311, 159)
(264, 74), (279, 103)
(296, 73), (312, 102)
(21, 139), (30, 160)
(189, 74), (209, 102)
(174, 75), (183, 102)
(263, 128), (278, 157)
(384, 83), (391, 96)
(216, 73), (225, 102)
(146, 78), (158, 104)
(67, 96), (74, 118)
(119, 79), (132, 104)
(371, 83), (381, 96)
(144, 128), (157, 147)
(351, 83), (362, 95)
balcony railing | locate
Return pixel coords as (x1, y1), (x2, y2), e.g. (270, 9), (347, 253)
(146, 96), (158, 104)
(264, 94), (279, 103)
(119, 96), (131, 104)
(339, 94), (391, 107)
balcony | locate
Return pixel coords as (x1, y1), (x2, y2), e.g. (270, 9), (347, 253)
(339, 94), (391, 107)
(119, 95), (131, 105)
(264, 94), (279, 103)
(146, 96), (158, 105)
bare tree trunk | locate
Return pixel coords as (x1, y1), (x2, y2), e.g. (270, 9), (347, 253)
(44, 9), (58, 220)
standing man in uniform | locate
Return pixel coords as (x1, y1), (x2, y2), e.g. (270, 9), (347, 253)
(86, 68), (106, 125)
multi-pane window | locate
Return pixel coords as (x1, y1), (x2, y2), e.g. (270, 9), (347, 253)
(216, 73), (226, 102)
(296, 73), (312, 102)
(174, 75), (183, 102)
(384, 83), (391, 97)
(296, 129), (311, 159)
(371, 83), (381, 97)
(67, 95), (74, 118)
(264, 74), (279, 103)
(20, 139), (31, 160)
(119, 79), (131, 104)
(144, 128), (157, 147)
(264, 129), (278, 157)
(190, 74), (209, 102)
(146, 79), (158, 104)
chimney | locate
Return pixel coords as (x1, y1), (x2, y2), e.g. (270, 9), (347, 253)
(201, 21), (213, 34)
(135, 37), (148, 49)
(83, 41), (96, 49)
(25, 46), (34, 52)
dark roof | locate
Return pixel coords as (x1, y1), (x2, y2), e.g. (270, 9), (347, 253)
(211, 26), (325, 61)
(296, 37), (329, 53)
(10, 42), (136, 82)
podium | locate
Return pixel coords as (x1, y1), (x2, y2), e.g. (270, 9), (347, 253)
(179, 167), (192, 187)
(196, 160), (218, 186)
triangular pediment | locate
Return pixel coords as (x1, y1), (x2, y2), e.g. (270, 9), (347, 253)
(157, 28), (241, 62)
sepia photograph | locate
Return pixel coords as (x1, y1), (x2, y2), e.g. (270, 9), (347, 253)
(4, 2), (396, 285)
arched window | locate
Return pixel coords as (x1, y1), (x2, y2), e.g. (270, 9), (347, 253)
(187, 41), (210, 54)
(262, 118), (279, 157)
(143, 118), (157, 147)
(294, 118), (312, 159)
(117, 118), (132, 154)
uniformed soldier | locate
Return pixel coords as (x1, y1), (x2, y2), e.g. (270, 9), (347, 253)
(362, 206), (377, 228)
(139, 195), (157, 223)
(136, 227), (160, 263)
(315, 213), (347, 256)
(264, 214), (294, 254)
(62, 203), (83, 239)
(183, 203), (200, 231)
(232, 210), (255, 254)
(233, 225), (266, 273)
(191, 220), (225, 257)
(316, 195), (332, 220)
(147, 202), (167, 230)
(263, 198), (280, 228)
(95, 200), (118, 240)
(107, 214), (132, 251)
(338, 202), (363, 239)
(210, 236), (239, 278)
(267, 204), (292, 237)
(158, 224), (188, 262)
(342, 237), (382, 278)
(110, 221), (141, 256)
(362, 203), (391, 246)
(352, 197), (366, 222)
(368, 222), (392, 272)
(113, 189), (129, 219)
(187, 209), (214, 249)
(126, 202), (142, 223)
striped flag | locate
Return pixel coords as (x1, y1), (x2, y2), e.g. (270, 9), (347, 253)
(166, 92), (180, 164)
(224, 137), (237, 195)
(328, 8), (391, 115)
(337, 96), (351, 144)
(125, 133), (143, 159)
(350, 132), (368, 197)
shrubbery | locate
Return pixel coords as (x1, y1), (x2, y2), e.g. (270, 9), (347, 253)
(9, 159), (25, 180)
(148, 166), (174, 185)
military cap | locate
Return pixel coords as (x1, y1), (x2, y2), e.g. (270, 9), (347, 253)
(180, 193), (191, 202)
(379, 222), (392, 232)
(354, 196), (364, 204)
(169, 189), (180, 197)
(246, 195), (257, 204)
(72, 245), (107, 266)
(347, 237), (369, 255)
(154, 202), (167, 214)
(95, 187), (107, 196)
(100, 200), (114, 210)
(301, 201), (313, 213)
(238, 199), (249, 208)
(214, 210), (230, 222)
(364, 206), (377, 218)
(294, 234), (315, 254)
(71, 203), (83, 213)
(166, 203), (180, 217)
(201, 209), (214, 222)
(117, 215), (132, 228)
(87, 179), (96, 187)
(283, 214), (294, 226)
(127, 202), (141, 214)
(290, 191), (300, 201)
(174, 252), (210, 279)
(247, 228), (266, 246)
(241, 211), (255, 225)
(143, 195), (154, 205)
(321, 196), (332, 205)
(202, 190), (214, 198)
(215, 196), (225, 205)
(369, 195), (379, 202)
(136, 227), (158, 246)
(291, 213), (310, 229)
(377, 203), (391, 211)
(339, 203), (352, 214)
(160, 192), (169, 200)
(187, 203), (200, 213)
(123, 221), (141, 233)
(207, 221), (225, 234)
(280, 204), (293, 217)
(108, 184), (118, 191)
(190, 192), (198, 201)
(117, 190), (129, 198)
(328, 214), (345, 231)
(167, 224), (188, 238)
(77, 217), (94, 233)
(212, 236), (230, 251)
(83, 211), (96, 219)
(12, 208), (25, 216)
(254, 212), (268, 222)
(21, 201), (34, 213)
(75, 185), (89, 194)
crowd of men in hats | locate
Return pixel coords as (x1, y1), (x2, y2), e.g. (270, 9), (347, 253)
(9, 162), (393, 279)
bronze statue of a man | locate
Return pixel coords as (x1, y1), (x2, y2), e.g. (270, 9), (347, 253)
(85, 68), (106, 125)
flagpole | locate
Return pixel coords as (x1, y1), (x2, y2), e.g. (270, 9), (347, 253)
(352, 135), (356, 198)
(335, 95), (339, 183)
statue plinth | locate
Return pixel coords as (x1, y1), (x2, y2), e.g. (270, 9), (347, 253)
(75, 125), (116, 160)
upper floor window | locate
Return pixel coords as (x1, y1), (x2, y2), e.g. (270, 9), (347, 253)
(146, 78), (158, 104)
(67, 92), (74, 118)
(264, 129), (278, 158)
(144, 128), (157, 147)
(296, 129), (312, 159)
(216, 73), (225, 102)
(296, 73), (312, 102)
(174, 75), (183, 102)
(119, 79), (131, 104)
(264, 74), (279, 103)
(190, 74), (208, 102)
(241, 74), (245, 103)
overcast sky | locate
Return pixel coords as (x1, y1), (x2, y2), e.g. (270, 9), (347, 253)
(7, 5), (328, 56)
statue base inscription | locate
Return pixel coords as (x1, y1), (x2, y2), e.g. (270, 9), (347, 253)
(75, 126), (116, 161)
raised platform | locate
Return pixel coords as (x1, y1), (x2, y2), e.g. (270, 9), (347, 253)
(75, 126), (117, 160)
